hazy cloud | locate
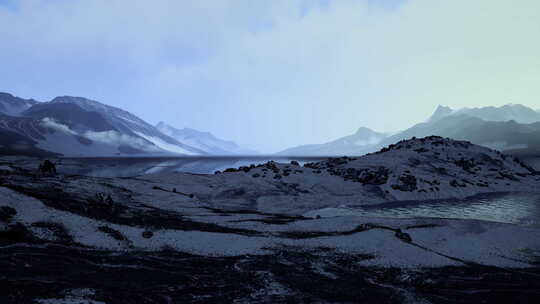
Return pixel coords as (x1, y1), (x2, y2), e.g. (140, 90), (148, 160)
(2, 0), (540, 152)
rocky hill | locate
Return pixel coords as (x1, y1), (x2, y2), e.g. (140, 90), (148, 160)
(240, 136), (539, 211)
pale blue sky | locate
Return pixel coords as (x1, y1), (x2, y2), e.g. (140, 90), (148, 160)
(1, 0), (539, 152)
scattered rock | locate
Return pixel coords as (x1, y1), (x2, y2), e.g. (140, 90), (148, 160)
(0, 206), (17, 222)
(31, 221), (73, 244)
(98, 226), (127, 241)
(38, 159), (57, 176)
(357, 223), (374, 231)
(142, 230), (154, 239)
(391, 174), (417, 192)
(357, 167), (390, 185)
(394, 229), (412, 243)
(91, 193), (116, 213)
(0, 223), (34, 245)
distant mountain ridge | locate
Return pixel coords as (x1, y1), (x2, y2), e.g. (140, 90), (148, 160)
(0, 92), (38, 116)
(429, 104), (540, 124)
(2, 91), (540, 158)
(428, 105), (453, 122)
(0, 92), (207, 157)
(277, 127), (387, 156)
(156, 122), (257, 155)
(279, 103), (540, 157)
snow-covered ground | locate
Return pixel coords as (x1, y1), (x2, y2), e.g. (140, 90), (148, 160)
(1, 136), (539, 302)
(2, 137), (540, 266)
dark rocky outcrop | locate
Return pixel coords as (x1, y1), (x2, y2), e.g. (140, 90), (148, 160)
(0, 206), (17, 222)
(391, 174), (418, 192)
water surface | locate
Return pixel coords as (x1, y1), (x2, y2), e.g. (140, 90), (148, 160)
(307, 192), (540, 228)
(57, 156), (325, 177)
(42, 156), (540, 228)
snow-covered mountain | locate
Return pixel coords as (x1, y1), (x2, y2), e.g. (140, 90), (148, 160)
(156, 122), (258, 155)
(429, 104), (540, 124)
(278, 104), (540, 157)
(0, 92), (38, 116)
(277, 127), (388, 156)
(379, 105), (540, 155)
(0, 93), (206, 157)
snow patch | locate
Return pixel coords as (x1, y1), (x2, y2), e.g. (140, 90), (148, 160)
(134, 131), (197, 155)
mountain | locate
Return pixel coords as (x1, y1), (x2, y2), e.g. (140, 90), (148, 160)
(277, 127), (388, 156)
(428, 105), (453, 122)
(429, 104), (540, 124)
(0, 93), (206, 157)
(379, 115), (540, 153)
(0, 92), (38, 116)
(279, 104), (540, 157)
(156, 122), (257, 155)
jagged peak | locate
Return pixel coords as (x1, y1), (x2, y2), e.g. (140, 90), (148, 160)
(0, 91), (39, 103)
(155, 121), (167, 128)
(355, 126), (374, 134)
(428, 105), (453, 122)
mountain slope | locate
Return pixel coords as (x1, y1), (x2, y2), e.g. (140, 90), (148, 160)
(0, 93), (207, 157)
(429, 104), (540, 124)
(0, 92), (38, 116)
(428, 105), (453, 122)
(279, 104), (540, 157)
(156, 122), (258, 155)
(27, 96), (207, 155)
(378, 111), (540, 156)
(277, 127), (387, 156)
(0, 114), (61, 157)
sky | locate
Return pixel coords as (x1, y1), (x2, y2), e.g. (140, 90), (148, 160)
(1, 0), (539, 153)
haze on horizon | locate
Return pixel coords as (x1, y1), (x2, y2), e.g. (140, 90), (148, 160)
(1, 0), (539, 153)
